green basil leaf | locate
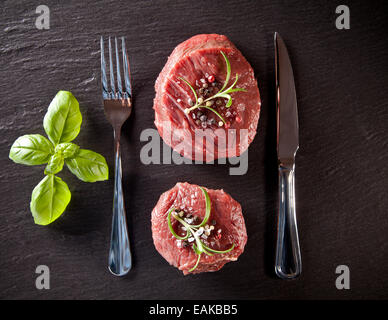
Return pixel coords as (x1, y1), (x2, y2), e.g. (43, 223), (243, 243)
(55, 142), (79, 158)
(44, 153), (64, 175)
(65, 149), (109, 182)
(43, 91), (82, 145)
(9, 134), (54, 165)
(30, 174), (71, 225)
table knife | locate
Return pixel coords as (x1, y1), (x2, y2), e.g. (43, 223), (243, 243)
(274, 32), (302, 279)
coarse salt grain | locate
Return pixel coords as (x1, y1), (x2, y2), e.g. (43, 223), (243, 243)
(196, 227), (204, 236)
(185, 217), (194, 224)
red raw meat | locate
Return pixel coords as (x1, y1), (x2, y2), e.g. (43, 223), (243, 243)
(151, 182), (247, 275)
(154, 34), (261, 162)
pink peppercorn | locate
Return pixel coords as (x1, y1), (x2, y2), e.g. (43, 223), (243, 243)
(208, 75), (215, 83)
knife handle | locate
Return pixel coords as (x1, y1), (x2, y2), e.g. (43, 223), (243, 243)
(275, 165), (302, 279)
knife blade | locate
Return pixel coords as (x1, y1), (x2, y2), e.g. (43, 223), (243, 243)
(275, 32), (299, 164)
(274, 32), (302, 279)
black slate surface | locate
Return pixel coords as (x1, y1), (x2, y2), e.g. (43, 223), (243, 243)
(0, 0), (387, 300)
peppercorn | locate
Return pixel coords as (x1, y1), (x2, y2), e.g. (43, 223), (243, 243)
(199, 115), (207, 122)
(207, 118), (215, 125)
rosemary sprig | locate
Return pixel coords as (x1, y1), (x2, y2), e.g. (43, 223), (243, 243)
(179, 51), (247, 125)
(167, 187), (235, 272)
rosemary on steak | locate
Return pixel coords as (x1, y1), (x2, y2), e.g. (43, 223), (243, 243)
(179, 51), (247, 125)
(167, 187), (235, 272)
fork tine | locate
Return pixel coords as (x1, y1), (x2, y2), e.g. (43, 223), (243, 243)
(108, 37), (116, 98)
(100, 37), (109, 99)
(115, 37), (123, 98)
(121, 37), (132, 97)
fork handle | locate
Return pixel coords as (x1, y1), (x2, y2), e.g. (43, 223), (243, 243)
(108, 128), (132, 276)
(275, 165), (302, 279)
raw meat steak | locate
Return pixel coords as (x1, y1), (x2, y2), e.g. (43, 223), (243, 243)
(151, 182), (247, 275)
(154, 34), (261, 162)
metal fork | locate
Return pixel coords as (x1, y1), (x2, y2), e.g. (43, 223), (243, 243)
(101, 36), (132, 276)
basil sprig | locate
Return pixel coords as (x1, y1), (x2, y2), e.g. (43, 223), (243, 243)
(9, 91), (109, 225)
(167, 187), (235, 272)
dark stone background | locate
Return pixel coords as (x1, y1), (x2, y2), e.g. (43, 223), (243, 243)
(0, 0), (387, 300)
